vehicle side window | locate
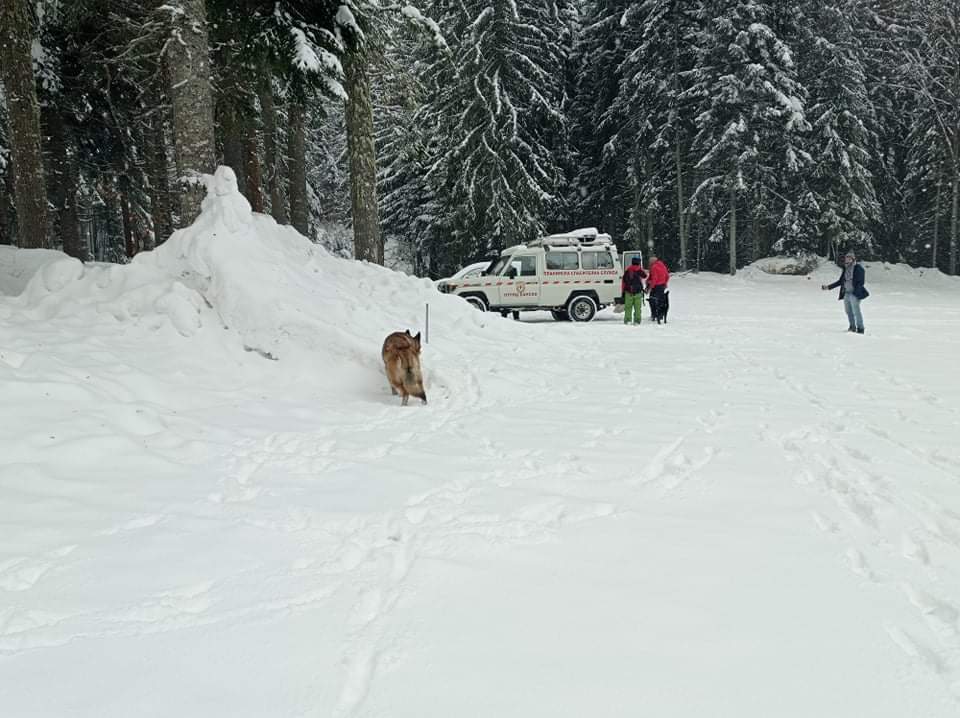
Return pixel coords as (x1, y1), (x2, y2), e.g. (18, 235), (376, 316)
(546, 252), (578, 270)
(581, 252), (615, 269)
(518, 255), (538, 276)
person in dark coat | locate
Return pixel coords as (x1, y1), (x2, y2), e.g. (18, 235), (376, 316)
(821, 251), (869, 334)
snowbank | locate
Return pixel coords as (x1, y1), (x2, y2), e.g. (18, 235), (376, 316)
(0, 245), (68, 296)
(1, 166), (502, 397)
(739, 255), (960, 289)
(750, 255), (820, 275)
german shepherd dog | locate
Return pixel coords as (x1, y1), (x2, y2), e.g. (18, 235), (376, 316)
(381, 330), (427, 405)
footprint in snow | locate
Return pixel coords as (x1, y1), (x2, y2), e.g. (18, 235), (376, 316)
(0, 558), (52, 592)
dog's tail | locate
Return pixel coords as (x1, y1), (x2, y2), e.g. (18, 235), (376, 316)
(401, 354), (427, 404)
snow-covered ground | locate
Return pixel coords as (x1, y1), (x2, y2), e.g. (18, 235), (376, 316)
(2, 175), (960, 717)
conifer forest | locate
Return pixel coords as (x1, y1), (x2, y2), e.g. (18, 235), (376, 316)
(1, 1), (958, 277)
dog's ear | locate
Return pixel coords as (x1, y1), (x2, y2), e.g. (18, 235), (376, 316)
(413, 332), (421, 346)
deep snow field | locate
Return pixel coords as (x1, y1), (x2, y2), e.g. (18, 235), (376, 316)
(2, 173), (960, 717)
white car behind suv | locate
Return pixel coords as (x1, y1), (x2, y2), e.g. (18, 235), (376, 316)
(434, 261), (492, 294)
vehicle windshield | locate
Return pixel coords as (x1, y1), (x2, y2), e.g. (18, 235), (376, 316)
(484, 256), (511, 276)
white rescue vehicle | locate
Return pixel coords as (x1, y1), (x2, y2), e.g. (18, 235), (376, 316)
(439, 229), (639, 322)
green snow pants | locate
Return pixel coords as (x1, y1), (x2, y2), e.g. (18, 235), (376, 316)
(623, 292), (643, 324)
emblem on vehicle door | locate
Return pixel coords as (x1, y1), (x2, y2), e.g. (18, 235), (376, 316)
(516, 282), (525, 294)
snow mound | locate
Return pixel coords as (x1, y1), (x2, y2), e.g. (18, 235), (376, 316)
(738, 255), (959, 288)
(0, 246), (69, 296)
(750, 255), (820, 276)
(4, 165), (502, 397)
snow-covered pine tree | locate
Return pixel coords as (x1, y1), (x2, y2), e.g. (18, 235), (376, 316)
(164, 0), (217, 226)
(335, 1), (441, 265)
(375, 23), (434, 274)
(896, 0), (960, 275)
(568, 0), (636, 247)
(686, 0), (810, 274)
(36, 0), (158, 259)
(426, 0), (570, 274)
(611, 0), (698, 267)
(375, 0), (461, 277)
(208, 0), (346, 228)
(850, 1), (911, 263)
(792, 0), (878, 260)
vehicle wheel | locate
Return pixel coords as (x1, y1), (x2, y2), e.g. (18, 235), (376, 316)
(465, 296), (488, 312)
(551, 310), (570, 321)
(567, 295), (597, 322)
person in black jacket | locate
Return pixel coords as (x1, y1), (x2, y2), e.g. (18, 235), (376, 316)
(821, 251), (869, 334)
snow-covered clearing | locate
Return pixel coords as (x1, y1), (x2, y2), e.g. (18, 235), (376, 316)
(2, 176), (959, 716)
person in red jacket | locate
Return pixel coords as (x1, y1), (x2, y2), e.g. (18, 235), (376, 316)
(647, 253), (670, 324)
(620, 256), (648, 325)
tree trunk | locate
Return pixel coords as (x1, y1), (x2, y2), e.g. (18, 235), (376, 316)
(0, 167), (15, 245)
(0, 0), (49, 248)
(242, 115), (264, 212)
(674, 139), (687, 271)
(343, 48), (383, 264)
(729, 180), (737, 276)
(120, 175), (135, 258)
(98, 177), (122, 260)
(933, 168), (941, 269)
(645, 207), (654, 252)
(672, 13), (687, 271)
(165, 0), (216, 227)
(287, 99), (308, 236)
(44, 108), (68, 248)
(61, 146), (84, 260)
(260, 79), (288, 223)
(951, 164), (958, 276)
(146, 103), (173, 247)
(220, 104), (246, 197)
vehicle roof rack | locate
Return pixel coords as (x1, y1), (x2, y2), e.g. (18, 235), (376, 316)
(528, 227), (613, 249)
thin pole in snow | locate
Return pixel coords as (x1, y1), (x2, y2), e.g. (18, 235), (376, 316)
(425, 303), (430, 344)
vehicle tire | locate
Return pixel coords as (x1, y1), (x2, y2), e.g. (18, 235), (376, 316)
(567, 295), (597, 322)
(464, 295), (488, 312)
(551, 310), (570, 321)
